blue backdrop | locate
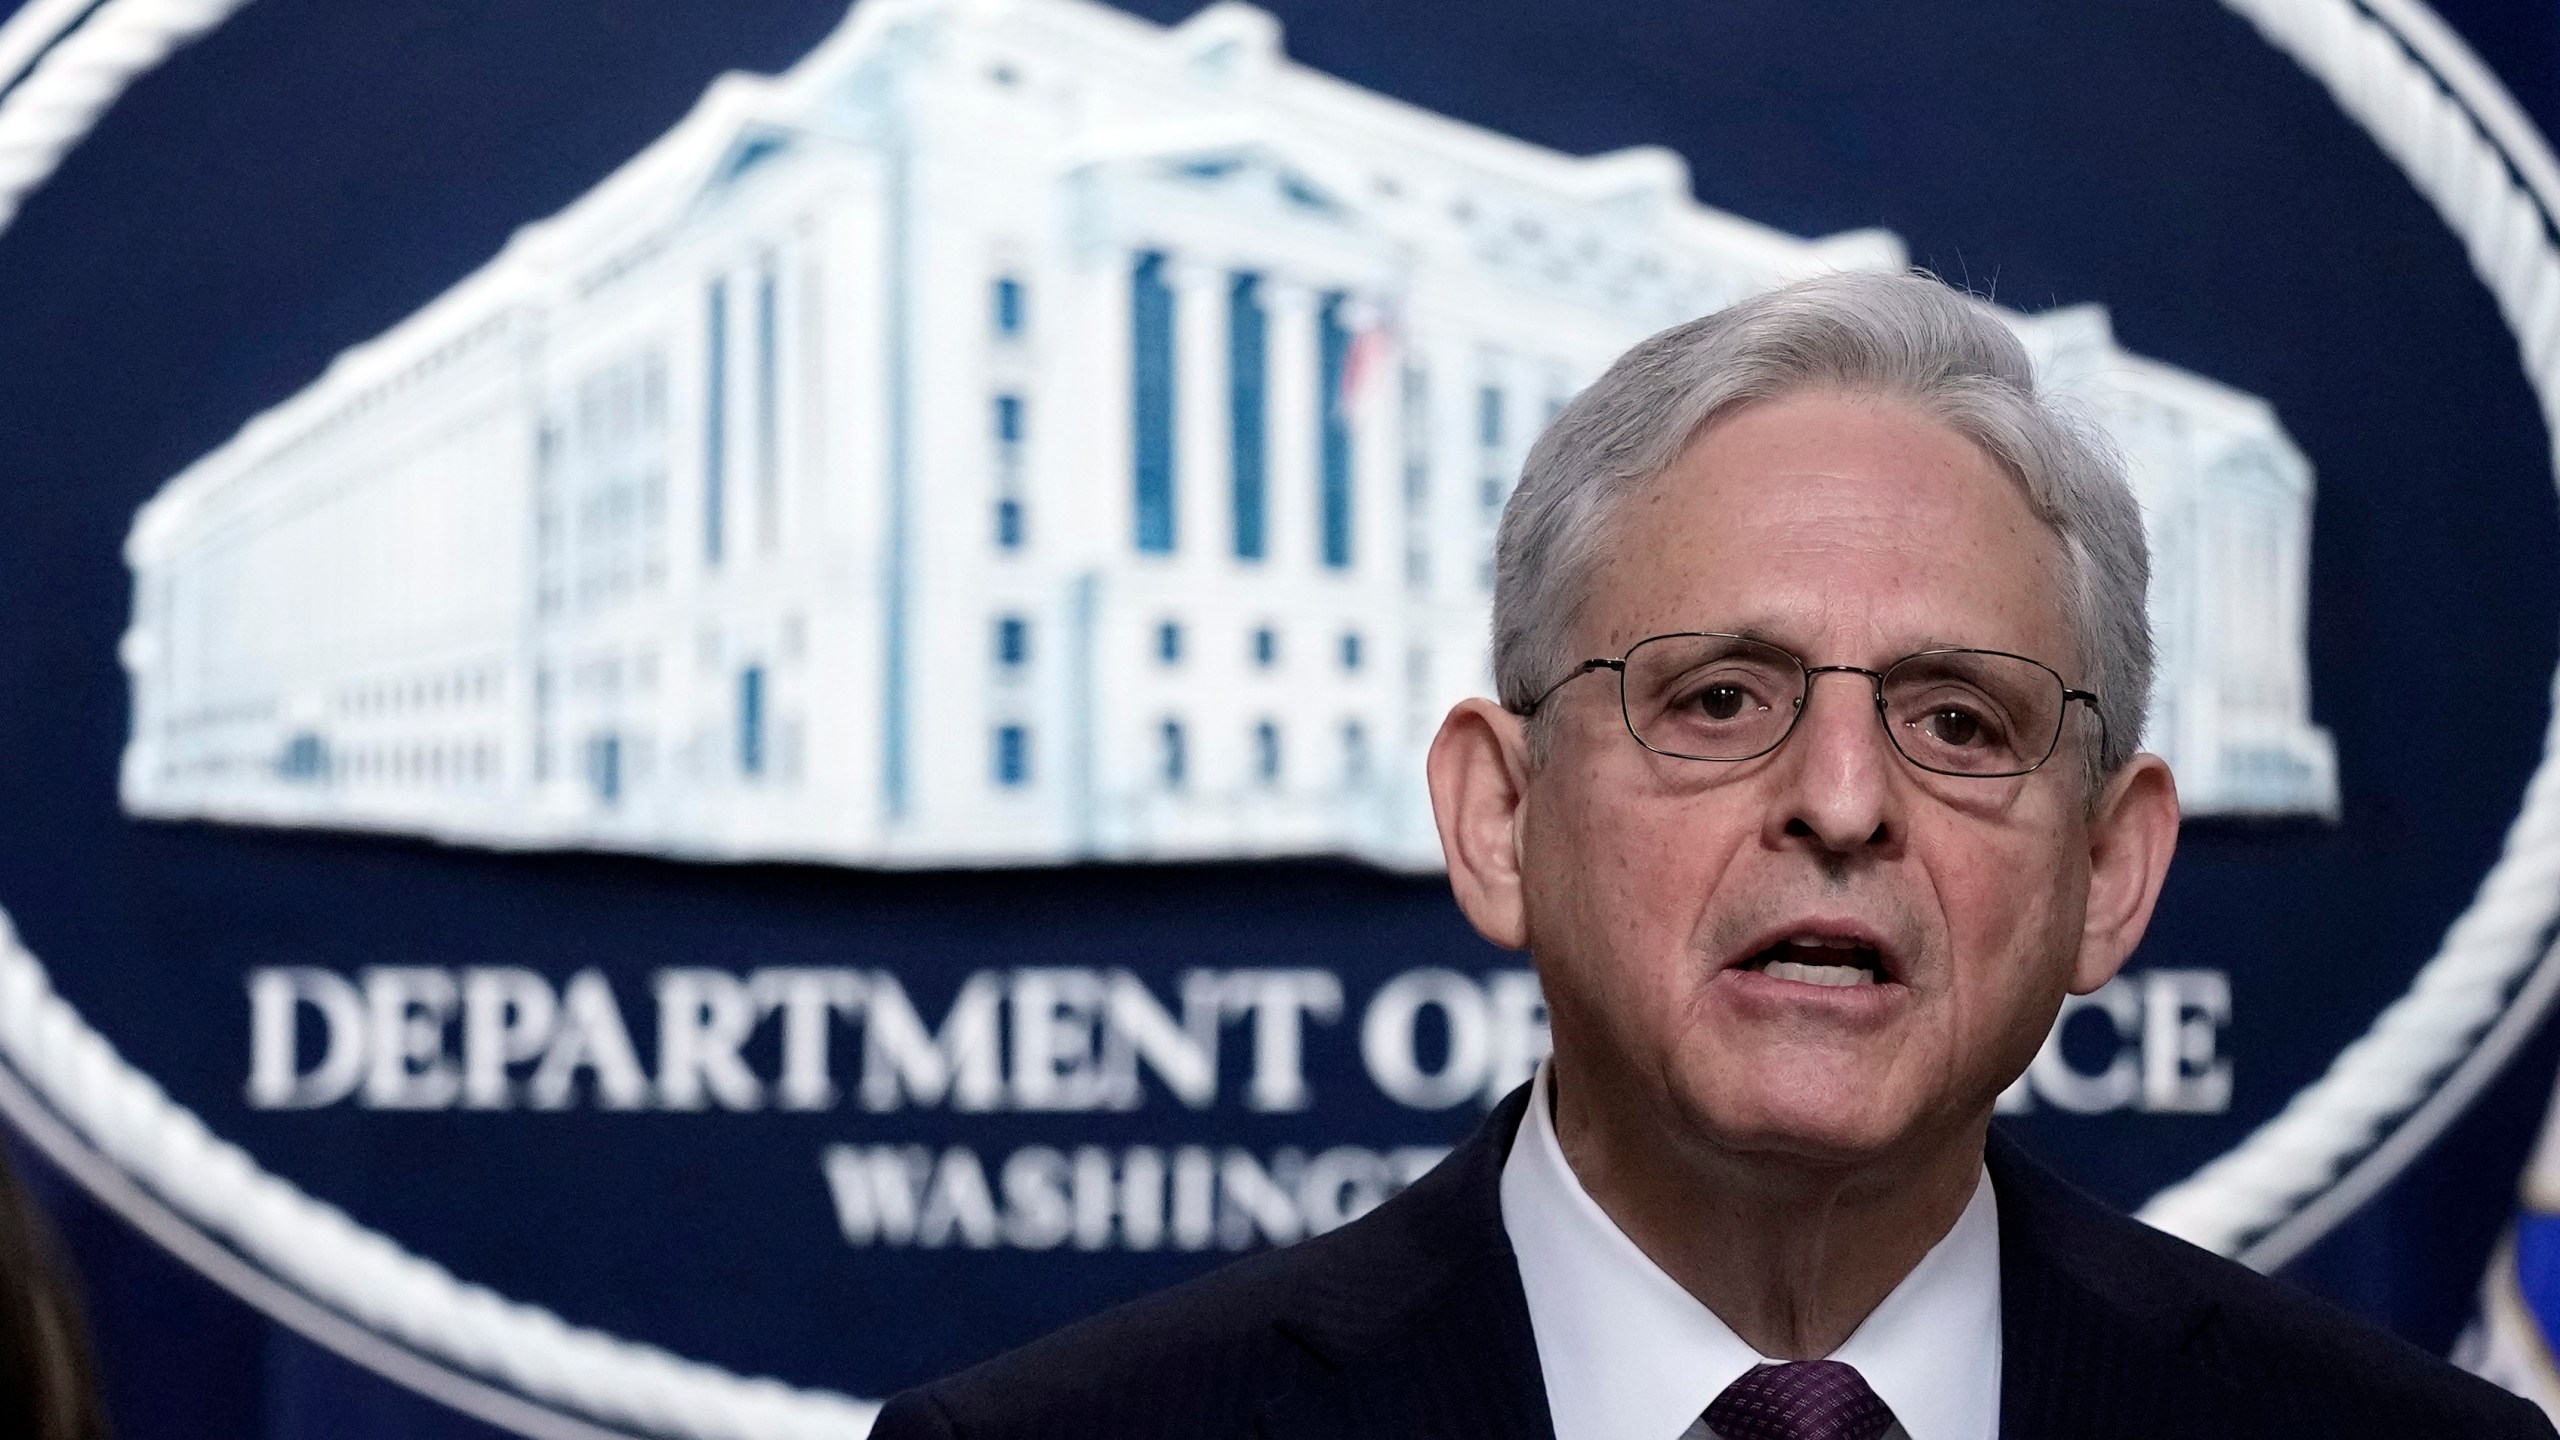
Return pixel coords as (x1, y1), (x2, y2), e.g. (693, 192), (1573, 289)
(4, 0), (2560, 1434)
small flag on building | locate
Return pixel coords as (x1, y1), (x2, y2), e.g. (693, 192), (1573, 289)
(1339, 317), (1392, 418)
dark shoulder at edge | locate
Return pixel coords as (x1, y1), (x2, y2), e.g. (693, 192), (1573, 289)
(1999, 1138), (2555, 1435)
(870, 1127), (1495, 1424)
(865, 1223), (1369, 1438)
(873, 1089), (1528, 1437)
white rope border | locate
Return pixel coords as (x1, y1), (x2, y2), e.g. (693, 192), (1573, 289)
(0, 0), (108, 105)
(0, 911), (878, 1439)
(2141, 0), (2560, 1267)
(0, 988), (644, 1440)
(0, 0), (252, 233)
(0, 0), (2549, 1431)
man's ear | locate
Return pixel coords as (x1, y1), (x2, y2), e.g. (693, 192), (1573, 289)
(2071, 752), (2180, 994)
(1428, 698), (1536, 951)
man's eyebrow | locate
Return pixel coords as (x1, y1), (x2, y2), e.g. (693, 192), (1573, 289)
(1673, 623), (1993, 660)
(1710, 618), (1793, 647)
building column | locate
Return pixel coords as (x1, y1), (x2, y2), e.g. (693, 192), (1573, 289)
(1264, 278), (1317, 571)
(1173, 257), (1228, 569)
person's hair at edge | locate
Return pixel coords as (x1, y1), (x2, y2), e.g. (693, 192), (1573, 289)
(1491, 267), (2153, 797)
(0, 1143), (108, 1440)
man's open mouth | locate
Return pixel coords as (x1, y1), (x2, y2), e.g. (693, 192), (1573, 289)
(1737, 934), (1892, 988)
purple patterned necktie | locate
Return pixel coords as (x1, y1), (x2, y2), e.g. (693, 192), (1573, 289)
(1702, 1360), (1899, 1440)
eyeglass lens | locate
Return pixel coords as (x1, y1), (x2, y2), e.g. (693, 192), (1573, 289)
(1619, 634), (2069, 777)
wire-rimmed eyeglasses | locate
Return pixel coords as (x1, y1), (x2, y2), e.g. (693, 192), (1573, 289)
(1517, 632), (2104, 779)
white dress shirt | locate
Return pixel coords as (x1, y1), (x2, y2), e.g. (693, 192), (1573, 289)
(1500, 1061), (2003, 1440)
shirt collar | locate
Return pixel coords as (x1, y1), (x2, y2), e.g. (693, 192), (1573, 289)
(1500, 1060), (2003, 1440)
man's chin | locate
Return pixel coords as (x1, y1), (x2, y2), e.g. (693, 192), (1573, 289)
(1666, 1071), (1936, 1172)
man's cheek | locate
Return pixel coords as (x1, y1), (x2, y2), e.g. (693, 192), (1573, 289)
(1948, 847), (2061, 943)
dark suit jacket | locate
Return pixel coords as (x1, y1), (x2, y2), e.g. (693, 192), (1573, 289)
(872, 1087), (2554, 1438)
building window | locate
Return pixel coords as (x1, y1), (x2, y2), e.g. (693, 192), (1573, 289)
(1132, 251), (1177, 554)
(739, 665), (765, 777)
(1340, 630), (1363, 672)
(756, 260), (781, 552)
(1402, 367), (1431, 505)
(1478, 378), (1506, 588)
(1254, 720), (1281, 784)
(993, 391), (1027, 552)
(1318, 292), (1354, 569)
(1342, 719), (1369, 784)
(1229, 272), (1268, 560)
(1253, 626), (1278, 668)
(1156, 619), (1182, 665)
(1402, 364), (1431, 589)
(1478, 381), (1511, 519)
(1160, 719), (1187, 790)
(993, 274), (1027, 339)
(995, 615), (1029, 668)
(705, 278), (729, 565)
(279, 733), (327, 782)
(994, 724), (1029, 787)
(535, 418), (565, 613)
(588, 732), (622, 804)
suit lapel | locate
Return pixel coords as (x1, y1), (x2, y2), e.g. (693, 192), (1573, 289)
(1259, 1104), (2267, 1439)
(1256, 1087), (1555, 1440)
(1989, 1130), (2253, 1438)
(1255, 1254), (1554, 1440)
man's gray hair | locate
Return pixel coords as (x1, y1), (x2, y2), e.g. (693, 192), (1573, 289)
(1491, 268), (2153, 784)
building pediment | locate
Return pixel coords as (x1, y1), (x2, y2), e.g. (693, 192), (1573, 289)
(1158, 146), (1349, 220)
(689, 125), (799, 215)
(1072, 122), (1368, 231)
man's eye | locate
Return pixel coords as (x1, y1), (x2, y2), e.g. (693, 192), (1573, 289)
(1693, 684), (1752, 720)
(1921, 707), (1985, 746)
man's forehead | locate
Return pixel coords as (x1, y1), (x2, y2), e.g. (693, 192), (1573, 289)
(1652, 392), (2042, 528)
(1583, 393), (2075, 660)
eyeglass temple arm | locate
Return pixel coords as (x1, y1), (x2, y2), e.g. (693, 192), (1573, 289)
(2064, 688), (2110, 755)
(1517, 658), (1626, 716)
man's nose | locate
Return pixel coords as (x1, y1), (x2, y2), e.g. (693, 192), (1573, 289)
(1771, 670), (1899, 853)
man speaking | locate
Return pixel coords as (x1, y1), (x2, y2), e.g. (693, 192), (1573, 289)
(872, 271), (2549, 1438)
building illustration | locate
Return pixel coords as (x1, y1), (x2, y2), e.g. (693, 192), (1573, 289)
(116, 0), (2339, 873)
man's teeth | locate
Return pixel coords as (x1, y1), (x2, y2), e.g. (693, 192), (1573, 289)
(1761, 959), (1875, 988)
(1762, 935), (1882, 987)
